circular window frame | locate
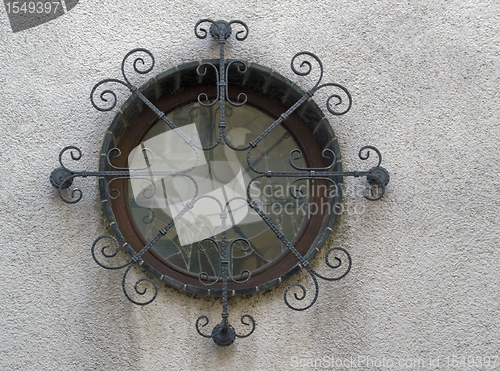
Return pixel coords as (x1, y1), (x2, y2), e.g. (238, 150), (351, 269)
(99, 60), (343, 296)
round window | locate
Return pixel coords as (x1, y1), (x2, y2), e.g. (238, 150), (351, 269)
(100, 61), (343, 295)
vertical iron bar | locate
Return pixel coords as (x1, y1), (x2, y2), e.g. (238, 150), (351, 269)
(220, 212), (229, 323)
(218, 33), (226, 131)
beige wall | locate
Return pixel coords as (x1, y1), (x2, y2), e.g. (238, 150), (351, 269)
(0, 1), (499, 369)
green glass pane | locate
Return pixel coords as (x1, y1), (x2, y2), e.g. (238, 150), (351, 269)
(128, 102), (308, 276)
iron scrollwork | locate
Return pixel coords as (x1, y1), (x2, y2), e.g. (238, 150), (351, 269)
(50, 19), (389, 346)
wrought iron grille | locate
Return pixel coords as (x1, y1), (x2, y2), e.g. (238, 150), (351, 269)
(50, 19), (389, 346)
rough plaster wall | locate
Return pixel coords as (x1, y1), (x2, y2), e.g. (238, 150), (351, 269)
(0, 0), (499, 370)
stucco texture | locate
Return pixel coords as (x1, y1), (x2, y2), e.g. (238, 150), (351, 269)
(0, 0), (499, 370)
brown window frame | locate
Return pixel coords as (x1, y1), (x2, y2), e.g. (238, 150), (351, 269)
(99, 62), (343, 296)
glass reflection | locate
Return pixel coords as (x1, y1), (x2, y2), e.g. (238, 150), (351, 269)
(128, 102), (308, 277)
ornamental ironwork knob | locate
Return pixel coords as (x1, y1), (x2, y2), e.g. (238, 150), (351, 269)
(209, 20), (232, 40)
(50, 167), (73, 189)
